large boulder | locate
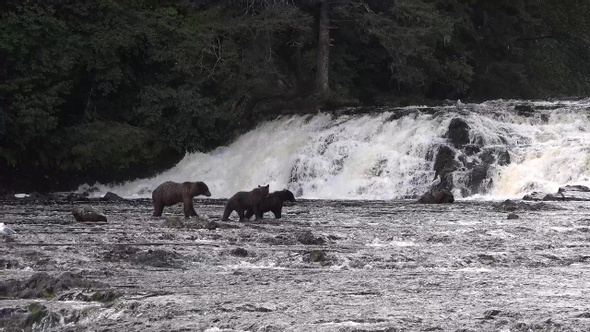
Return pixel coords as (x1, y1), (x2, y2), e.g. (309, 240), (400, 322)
(101, 192), (125, 201)
(418, 189), (454, 204)
(446, 118), (470, 148)
(433, 145), (456, 182)
(524, 185), (590, 202)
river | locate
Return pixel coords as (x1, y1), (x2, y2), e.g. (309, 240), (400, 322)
(2, 198), (590, 331)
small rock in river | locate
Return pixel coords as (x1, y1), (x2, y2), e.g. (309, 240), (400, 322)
(297, 230), (325, 245)
(304, 250), (327, 263)
(72, 207), (107, 222)
(230, 247), (249, 257)
(101, 192), (126, 201)
(507, 213), (520, 220)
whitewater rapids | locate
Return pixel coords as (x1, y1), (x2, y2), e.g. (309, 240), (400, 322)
(81, 99), (590, 200)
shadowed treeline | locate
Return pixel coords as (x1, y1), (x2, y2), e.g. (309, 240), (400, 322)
(1, 0), (590, 193)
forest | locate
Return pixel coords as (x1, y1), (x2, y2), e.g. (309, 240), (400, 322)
(1, 0), (590, 193)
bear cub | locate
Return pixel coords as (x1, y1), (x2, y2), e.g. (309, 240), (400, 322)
(245, 189), (295, 219)
(222, 185), (269, 221)
(152, 181), (211, 218)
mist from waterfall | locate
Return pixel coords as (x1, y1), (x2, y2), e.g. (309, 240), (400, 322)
(81, 99), (590, 200)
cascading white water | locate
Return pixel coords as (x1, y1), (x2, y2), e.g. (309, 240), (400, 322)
(81, 99), (590, 200)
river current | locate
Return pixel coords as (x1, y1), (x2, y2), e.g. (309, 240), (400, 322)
(2, 198), (590, 331)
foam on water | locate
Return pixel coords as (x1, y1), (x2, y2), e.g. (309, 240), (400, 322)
(81, 99), (590, 200)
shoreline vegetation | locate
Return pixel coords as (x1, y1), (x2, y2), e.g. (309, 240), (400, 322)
(2, 0), (590, 193)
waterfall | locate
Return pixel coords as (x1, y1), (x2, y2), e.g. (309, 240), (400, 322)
(81, 99), (590, 200)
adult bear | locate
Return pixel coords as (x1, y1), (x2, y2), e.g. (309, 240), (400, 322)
(245, 189), (295, 219)
(222, 185), (269, 221)
(152, 181), (211, 218)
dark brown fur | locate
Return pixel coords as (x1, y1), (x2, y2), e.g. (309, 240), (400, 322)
(152, 181), (211, 218)
(245, 189), (295, 219)
(222, 185), (269, 221)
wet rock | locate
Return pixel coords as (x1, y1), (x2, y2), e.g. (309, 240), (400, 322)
(418, 189), (454, 204)
(0, 272), (107, 299)
(494, 199), (558, 212)
(297, 230), (326, 245)
(230, 247), (249, 257)
(102, 191), (125, 201)
(514, 104), (534, 116)
(58, 289), (121, 303)
(545, 185), (590, 201)
(464, 144), (481, 156)
(575, 312), (590, 318)
(468, 164), (489, 193)
(426, 234), (453, 244)
(446, 118), (470, 147)
(102, 244), (140, 262)
(133, 249), (183, 268)
(522, 192), (546, 201)
(0, 303), (62, 331)
(483, 309), (502, 319)
(158, 233), (176, 240)
(261, 234), (297, 245)
(236, 304), (274, 312)
(509, 319), (565, 332)
(303, 250), (327, 263)
(523, 185), (590, 202)
(102, 245), (183, 268)
(72, 207), (107, 222)
(418, 192), (435, 203)
(0, 258), (20, 269)
(433, 145), (456, 180)
(507, 213), (520, 220)
(496, 150), (511, 166)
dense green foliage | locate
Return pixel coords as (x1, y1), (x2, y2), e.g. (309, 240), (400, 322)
(1, 0), (590, 192)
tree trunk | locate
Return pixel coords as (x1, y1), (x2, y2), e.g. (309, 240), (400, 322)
(315, 0), (330, 98)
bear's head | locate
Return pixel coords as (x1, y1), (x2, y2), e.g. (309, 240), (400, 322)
(193, 182), (211, 197)
(282, 189), (295, 202)
(257, 184), (269, 197)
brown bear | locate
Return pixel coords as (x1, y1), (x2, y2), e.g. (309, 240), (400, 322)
(222, 185), (269, 221)
(244, 189), (295, 219)
(152, 181), (211, 218)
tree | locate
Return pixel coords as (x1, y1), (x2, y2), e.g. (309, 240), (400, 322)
(315, 0), (331, 98)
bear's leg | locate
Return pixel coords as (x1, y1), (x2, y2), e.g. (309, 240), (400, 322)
(244, 209), (254, 219)
(237, 208), (247, 222)
(153, 201), (164, 217)
(184, 198), (198, 218)
(272, 207), (282, 219)
(253, 205), (264, 220)
(221, 203), (232, 221)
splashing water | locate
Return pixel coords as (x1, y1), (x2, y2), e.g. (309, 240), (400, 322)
(81, 99), (590, 200)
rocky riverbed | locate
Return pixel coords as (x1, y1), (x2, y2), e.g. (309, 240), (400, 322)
(2, 198), (590, 331)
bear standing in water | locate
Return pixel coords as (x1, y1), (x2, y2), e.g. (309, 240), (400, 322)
(222, 185), (269, 221)
(245, 189), (295, 219)
(152, 181), (211, 218)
